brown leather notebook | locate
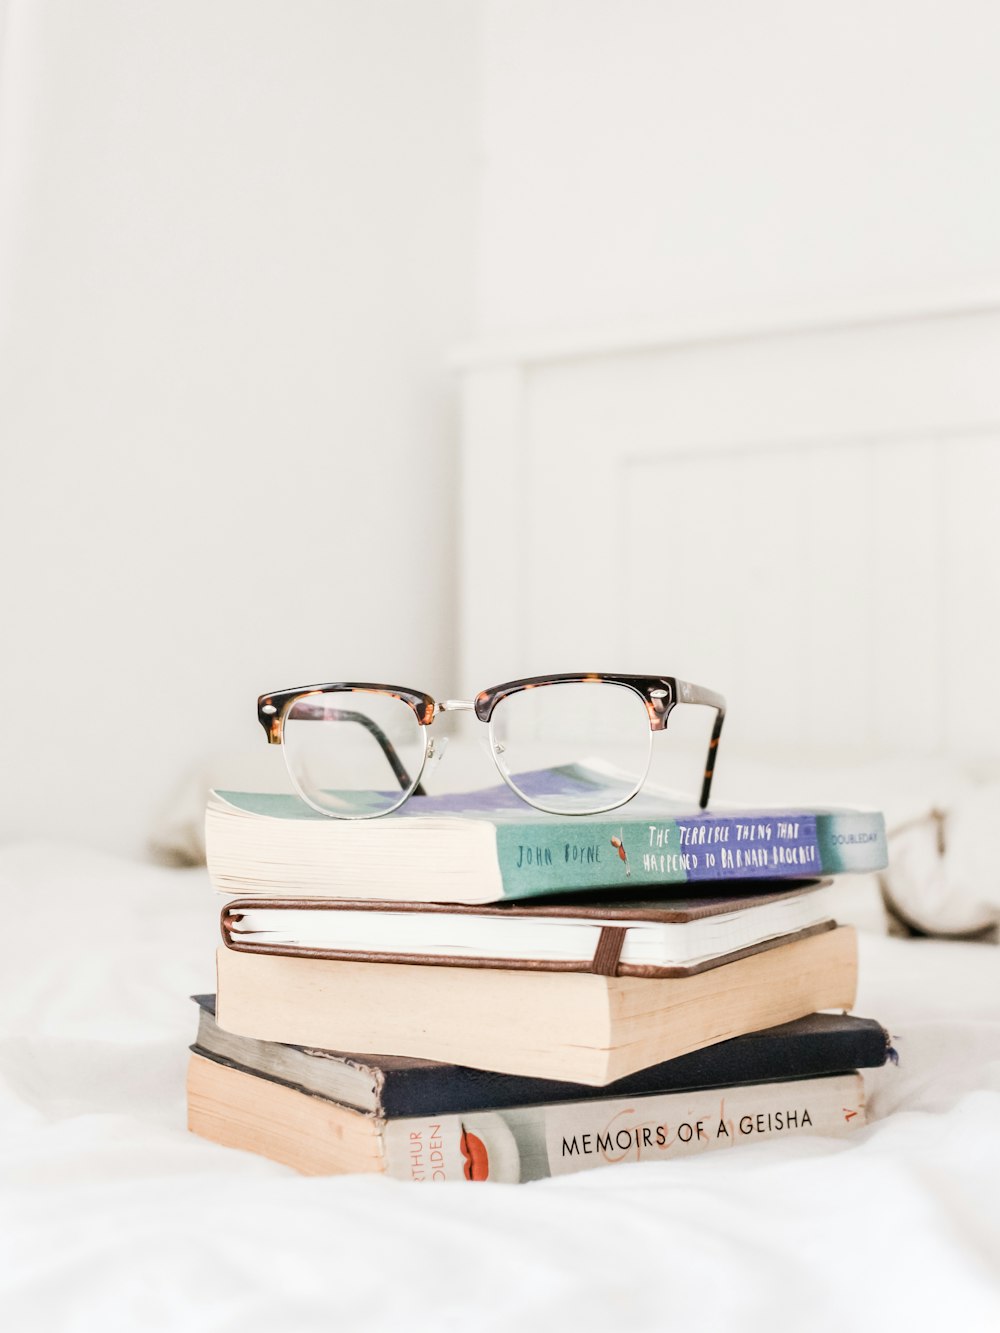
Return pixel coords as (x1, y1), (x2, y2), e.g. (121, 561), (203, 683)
(220, 881), (835, 979)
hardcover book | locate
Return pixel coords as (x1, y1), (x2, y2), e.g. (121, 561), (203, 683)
(214, 925), (858, 1085)
(192, 994), (892, 1117)
(219, 881), (836, 976)
(206, 766), (887, 905)
(186, 1051), (868, 1182)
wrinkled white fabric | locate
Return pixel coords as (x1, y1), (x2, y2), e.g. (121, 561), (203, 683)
(883, 788), (1000, 933)
(1, 842), (999, 1333)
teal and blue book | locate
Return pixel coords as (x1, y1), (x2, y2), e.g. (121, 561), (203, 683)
(206, 765), (887, 904)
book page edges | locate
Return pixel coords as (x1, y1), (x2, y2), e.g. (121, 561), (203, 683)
(214, 928), (856, 1087)
(602, 926), (858, 1081)
(206, 798), (504, 903)
(186, 1052), (385, 1176)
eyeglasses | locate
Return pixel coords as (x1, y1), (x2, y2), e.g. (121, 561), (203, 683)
(258, 673), (726, 820)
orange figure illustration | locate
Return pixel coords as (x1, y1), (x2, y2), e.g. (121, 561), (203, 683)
(610, 831), (631, 877)
(460, 1126), (491, 1181)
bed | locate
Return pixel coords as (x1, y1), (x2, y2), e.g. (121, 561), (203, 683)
(6, 301), (1000, 1328)
(2, 817), (999, 1332)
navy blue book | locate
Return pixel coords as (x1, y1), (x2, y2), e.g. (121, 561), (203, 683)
(191, 995), (891, 1119)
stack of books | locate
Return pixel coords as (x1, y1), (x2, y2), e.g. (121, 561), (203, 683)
(187, 770), (892, 1183)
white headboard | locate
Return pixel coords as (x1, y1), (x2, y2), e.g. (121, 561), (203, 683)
(455, 301), (1000, 764)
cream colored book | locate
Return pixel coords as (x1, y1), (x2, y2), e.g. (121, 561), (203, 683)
(187, 1052), (867, 1182)
(214, 926), (858, 1086)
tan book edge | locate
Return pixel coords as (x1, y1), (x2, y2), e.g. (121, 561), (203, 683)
(187, 1053), (385, 1177)
(215, 925), (858, 1086)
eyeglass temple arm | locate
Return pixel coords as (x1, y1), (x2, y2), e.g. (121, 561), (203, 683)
(673, 681), (726, 810)
(290, 703), (427, 796)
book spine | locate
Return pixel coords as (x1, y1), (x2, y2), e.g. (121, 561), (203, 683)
(493, 811), (887, 898)
(380, 1074), (865, 1183)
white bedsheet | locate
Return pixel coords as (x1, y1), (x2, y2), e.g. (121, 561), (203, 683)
(2, 842), (999, 1333)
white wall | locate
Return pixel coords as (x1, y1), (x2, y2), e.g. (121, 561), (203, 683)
(5, 2), (1000, 853)
(477, 0), (1000, 334)
(460, 0), (1000, 776)
(0, 1), (478, 853)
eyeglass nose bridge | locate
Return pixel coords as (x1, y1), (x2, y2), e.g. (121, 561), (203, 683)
(423, 733), (450, 778)
(435, 699), (475, 714)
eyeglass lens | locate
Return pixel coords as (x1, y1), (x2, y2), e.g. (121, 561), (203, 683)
(282, 690), (427, 818)
(488, 681), (652, 814)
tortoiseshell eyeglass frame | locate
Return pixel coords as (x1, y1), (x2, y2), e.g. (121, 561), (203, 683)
(258, 673), (726, 818)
